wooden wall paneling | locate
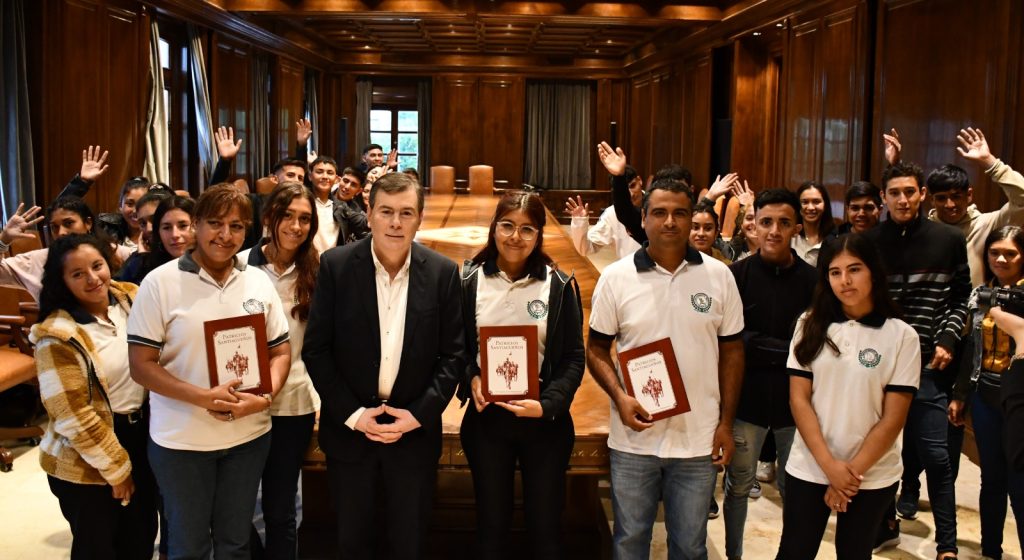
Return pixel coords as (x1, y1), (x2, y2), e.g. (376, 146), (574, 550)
(628, 76), (653, 178)
(731, 38), (772, 190)
(818, 4), (869, 208)
(648, 70), (676, 177)
(478, 77), (525, 190)
(272, 57), (306, 166)
(781, 18), (821, 190)
(680, 53), (713, 188)
(29, 0), (149, 212)
(431, 77), (480, 180)
(210, 35), (252, 179)
(594, 79), (629, 189)
(871, 0), (1015, 212)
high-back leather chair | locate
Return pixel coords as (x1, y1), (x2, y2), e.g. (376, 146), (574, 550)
(469, 165), (494, 196)
(430, 166), (455, 194)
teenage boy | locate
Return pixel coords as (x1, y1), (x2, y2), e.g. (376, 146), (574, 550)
(864, 161), (970, 560)
(723, 189), (816, 560)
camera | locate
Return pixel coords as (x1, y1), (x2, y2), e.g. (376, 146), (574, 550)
(976, 285), (1024, 317)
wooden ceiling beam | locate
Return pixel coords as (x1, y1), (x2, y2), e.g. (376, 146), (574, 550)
(219, 0), (722, 22)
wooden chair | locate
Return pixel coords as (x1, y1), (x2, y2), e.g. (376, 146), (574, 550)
(0, 287), (40, 472)
(8, 231), (42, 255)
(430, 166), (455, 194)
(468, 165), (494, 196)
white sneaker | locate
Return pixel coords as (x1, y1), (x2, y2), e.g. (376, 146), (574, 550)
(756, 461), (776, 483)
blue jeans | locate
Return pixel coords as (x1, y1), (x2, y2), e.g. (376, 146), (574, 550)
(971, 390), (1024, 558)
(149, 432), (271, 560)
(610, 449), (717, 560)
(900, 371), (958, 554)
(724, 421), (795, 558)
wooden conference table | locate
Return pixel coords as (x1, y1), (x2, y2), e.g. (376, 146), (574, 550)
(300, 193), (612, 558)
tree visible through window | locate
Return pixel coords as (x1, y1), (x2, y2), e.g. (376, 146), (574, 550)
(370, 109), (418, 171)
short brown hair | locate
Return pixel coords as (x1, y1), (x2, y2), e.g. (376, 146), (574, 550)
(369, 172), (424, 213)
(195, 183), (253, 228)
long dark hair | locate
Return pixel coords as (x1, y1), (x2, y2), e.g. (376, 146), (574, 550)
(471, 191), (553, 271)
(794, 233), (901, 366)
(140, 196), (196, 277)
(46, 196), (122, 270)
(39, 234), (116, 322)
(796, 181), (836, 239)
(262, 182), (320, 321)
(982, 225), (1024, 285)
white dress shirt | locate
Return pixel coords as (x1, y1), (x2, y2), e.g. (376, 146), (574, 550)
(313, 197), (339, 255)
(343, 240), (412, 429)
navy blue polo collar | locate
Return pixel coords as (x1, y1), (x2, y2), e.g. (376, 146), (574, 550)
(178, 249), (246, 274)
(633, 242), (704, 272)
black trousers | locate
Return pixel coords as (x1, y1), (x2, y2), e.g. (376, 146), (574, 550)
(47, 412), (158, 560)
(776, 476), (896, 560)
(326, 442), (438, 560)
(460, 405), (575, 560)
(251, 412), (316, 560)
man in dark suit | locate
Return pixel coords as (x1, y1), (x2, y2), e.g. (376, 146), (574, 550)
(303, 172), (466, 559)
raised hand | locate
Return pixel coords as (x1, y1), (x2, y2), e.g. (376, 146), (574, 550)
(215, 126), (243, 160)
(296, 118), (313, 145)
(956, 127), (997, 168)
(706, 172), (739, 201)
(80, 145), (110, 182)
(565, 195), (590, 218)
(731, 179), (755, 207)
(597, 141), (627, 176)
(883, 128), (902, 165)
(386, 148), (399, 170)
(1, 203), (44, 245)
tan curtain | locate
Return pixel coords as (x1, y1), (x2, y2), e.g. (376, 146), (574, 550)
(143, 19), (169, 184)
(355, 79), (373, 155)
(188, 24), (216, 187)
(250, 53), (270, 179)
(0, 0), (35, 213)
(524, 81), (592, 190)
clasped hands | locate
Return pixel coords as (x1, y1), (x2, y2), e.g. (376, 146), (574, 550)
(204, 379), (271, 422)
(355, 405), (422, 444)
(823, 459), (864, 513)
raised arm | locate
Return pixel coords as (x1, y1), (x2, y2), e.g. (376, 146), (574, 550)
(58, 145), (110, 199)
(883, 128), (902, 166)
(597, 141), (645, 242)
(210, 126), (243, 186)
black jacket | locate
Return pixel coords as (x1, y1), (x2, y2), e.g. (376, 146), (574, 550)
(729, 251), (817, 428)
(302, 237), (466, 463)
(458, 260), (585, 421)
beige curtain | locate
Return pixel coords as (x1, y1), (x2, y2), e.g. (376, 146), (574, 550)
(143, 19), (169, 184)
(355, 79), (372, 155)
(524, 82), (592, 190)
(188, 24), (216, 187)
(250, 54), (270, 179)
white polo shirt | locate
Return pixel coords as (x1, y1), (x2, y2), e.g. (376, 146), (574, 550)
(785, 312), (920, 489)
(570, 206), (642, 261)
(127, 251), (290, 451)
(80, 301), (145, 414)
(239, 245), (320, 416)
(474, 261), (552, 368)
(590, 245), (744, 459)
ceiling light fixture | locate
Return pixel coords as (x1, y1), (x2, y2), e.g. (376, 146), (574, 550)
(753, 31), (762, 36)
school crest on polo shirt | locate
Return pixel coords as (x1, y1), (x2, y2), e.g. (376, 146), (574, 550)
(690, 292), (712, 313)
(858, 348), (882, 368)
(243, 299), (266, 315)
(527, 299), (548, 319)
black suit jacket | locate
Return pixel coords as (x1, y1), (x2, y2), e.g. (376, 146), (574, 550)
(302, 237), (466, 464)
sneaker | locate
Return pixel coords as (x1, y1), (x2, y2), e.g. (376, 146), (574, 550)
(896, 492), (919, 520)
(749, 480), (762, 499)
(872, 519), (901, 553)
(756, 460), (776, 483)
(708, 498), (720, 519)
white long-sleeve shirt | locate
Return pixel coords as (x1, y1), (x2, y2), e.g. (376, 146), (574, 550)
(570, 206), (641, 261)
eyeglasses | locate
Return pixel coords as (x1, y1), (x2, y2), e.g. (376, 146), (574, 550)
(495, 221), (540, 241)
